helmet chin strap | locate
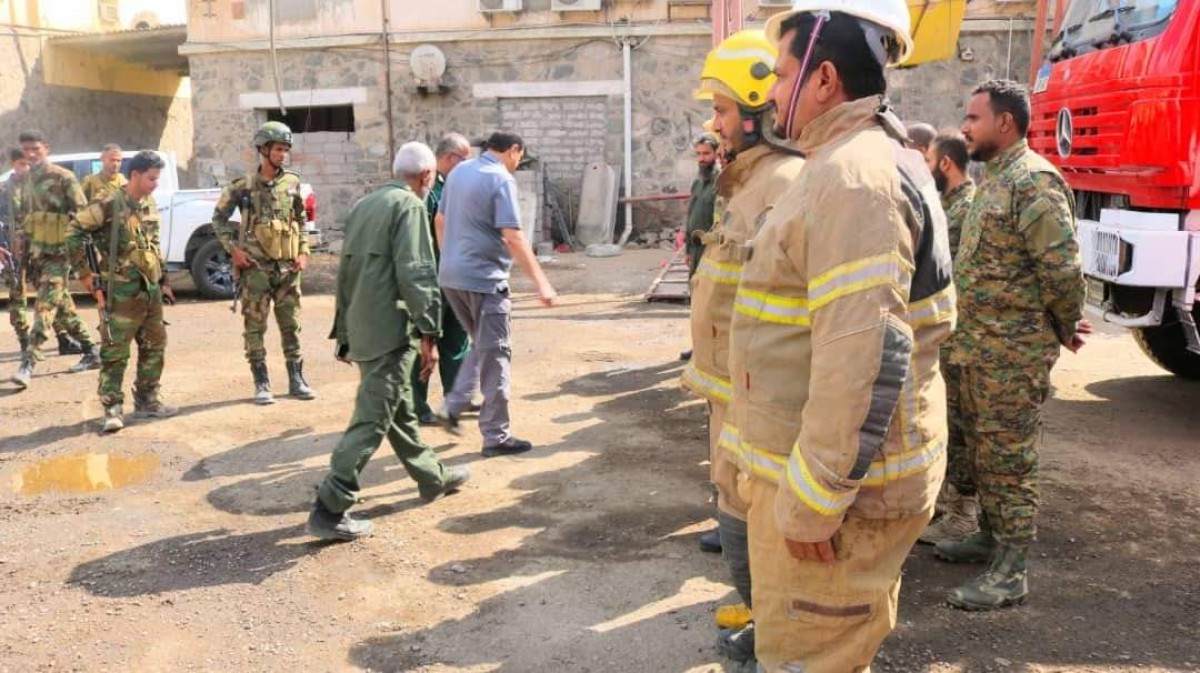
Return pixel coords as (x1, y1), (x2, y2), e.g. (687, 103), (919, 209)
(259, 144), (285, 174)
(784, 10), (831, 141)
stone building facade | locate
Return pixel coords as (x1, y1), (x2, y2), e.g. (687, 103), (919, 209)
(183, 0), (1044, 236)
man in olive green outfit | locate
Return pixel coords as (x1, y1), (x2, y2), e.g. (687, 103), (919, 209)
(81, 144), (128, 203)
(309, 142), (470, 542)
(413, 133), (473, 426)
(212, 121), (314, 405)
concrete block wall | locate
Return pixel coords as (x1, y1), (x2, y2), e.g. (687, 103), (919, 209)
(188, 28), (1036, 236)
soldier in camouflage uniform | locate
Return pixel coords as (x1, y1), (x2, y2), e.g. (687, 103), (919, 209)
(81, 144), (129, 203)
(69, 151), (178, 432)
(9, 130), (100, 389)
(938, 80), (1088, 611)
(919, 131), (980, 546)
(212, 121), (315, 405)
(2, 148), (32, 354)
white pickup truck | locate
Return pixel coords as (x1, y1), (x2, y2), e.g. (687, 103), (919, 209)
(1, 150), (322, 299)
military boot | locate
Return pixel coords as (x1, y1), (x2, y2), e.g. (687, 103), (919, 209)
(286, 360), (315, 400)
(306, 499), (373, 541)
(57, 333), (84, 355)
(67, 345), (102, 374)
(101, 404), (125, 433)
(948, 544), (1029, 611)
(251, 361), (275, 405)
(10, 353), (34, 389)
(935, 526), (997, 564)
(133, 389), (179, 420)
(920, 493), (980, 545)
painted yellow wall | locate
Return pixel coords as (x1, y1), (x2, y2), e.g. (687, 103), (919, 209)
(42, 43), (189, 98)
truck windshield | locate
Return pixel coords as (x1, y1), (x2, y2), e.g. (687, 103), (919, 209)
(1049, 0), (1178, 62)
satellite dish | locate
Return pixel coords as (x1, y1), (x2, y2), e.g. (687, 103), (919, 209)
(410, 44), (447, 89)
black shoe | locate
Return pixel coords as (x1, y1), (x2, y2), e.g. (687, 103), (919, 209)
(466, 402), (482, 414)
(717, 624), (756, 664)
(67, 345), (101, 374)
(306, 500), (373, 541)
(435, 404), (461, 435)
(420, 466), (471, 503)
(57, 333), (84, 355)
(680, 349), (693, 361)
(698, 529), (722, 553)
(482, 437), (533, 458)
(286, 360), (316, 400)
(417, 411), (439, 426)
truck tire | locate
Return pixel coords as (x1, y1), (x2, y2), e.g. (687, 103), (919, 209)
(190, 238), (236, 300)
(1132, 305), (1200, 380)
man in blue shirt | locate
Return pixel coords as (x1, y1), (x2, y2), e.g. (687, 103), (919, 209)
(435, 131), (556, 457)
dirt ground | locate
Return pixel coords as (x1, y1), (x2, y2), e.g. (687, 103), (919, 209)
(0, 249), (1197, 673)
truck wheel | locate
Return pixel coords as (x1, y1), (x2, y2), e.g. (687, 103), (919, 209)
(190, 238), (236, 300)
(1133, 305), (1200, 380)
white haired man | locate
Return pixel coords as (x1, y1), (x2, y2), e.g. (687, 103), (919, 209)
(309, 141), (471, 541)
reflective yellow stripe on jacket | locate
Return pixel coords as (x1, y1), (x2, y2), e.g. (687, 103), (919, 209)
(720, 422), (945, 513)
(682, 363), (732, 404)
(734, 252), (913, 327)
(696, 257), (743, 285)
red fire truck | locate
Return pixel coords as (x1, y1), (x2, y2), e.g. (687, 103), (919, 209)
(1028, 0), (1200, 378)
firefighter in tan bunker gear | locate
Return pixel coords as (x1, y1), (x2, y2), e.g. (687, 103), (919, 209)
(722, 2), (955, 670)
(683, 28), (806, 669)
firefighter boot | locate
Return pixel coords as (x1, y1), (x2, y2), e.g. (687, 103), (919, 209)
(286, 360), (316, 400)
(133, 388), (179, 420)
(68, 345), (102, 374)
(102, 404), (125, 433)
(920, 492), (980, 545)
(948, 544), (1029, 611)
(57, 332), (84, 355)
(935, 523), (996, 564)
(10, 353), (34, 389)
(251, 361), (275, 405)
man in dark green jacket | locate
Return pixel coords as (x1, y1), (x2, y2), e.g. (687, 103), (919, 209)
(685, 134), (720, 278)
(309, 141), (470, 542)
(413, 133), (473, 425)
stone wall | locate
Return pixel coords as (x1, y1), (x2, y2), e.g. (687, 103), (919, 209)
(188, 28), (1035, 236)
(0, 32), (194, 184)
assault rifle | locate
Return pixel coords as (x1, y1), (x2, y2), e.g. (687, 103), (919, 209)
(83, 240), (111, 342)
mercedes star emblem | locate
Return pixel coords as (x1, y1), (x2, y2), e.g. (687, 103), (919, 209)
(1056, 107), (1074, 158)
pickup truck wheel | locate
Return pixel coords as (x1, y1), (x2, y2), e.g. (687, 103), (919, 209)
(1133, 305), (1200, 380)
(191, 238), (236, 300)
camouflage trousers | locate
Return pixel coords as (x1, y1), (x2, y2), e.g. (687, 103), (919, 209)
(942, 359), (974, 497)
(953, 363), (1052, 547)
(239, 264), (302, 364)
(4, 256), (30, 340)
(99, 286), (167, 407)
(29, 257), (94, 361)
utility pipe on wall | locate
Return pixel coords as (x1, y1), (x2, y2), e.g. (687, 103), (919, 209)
(381, 0), (396, 172)
(1029, 0), (1050, 84)
(268, 0), (286, 114)
(618, 37), (634, 247)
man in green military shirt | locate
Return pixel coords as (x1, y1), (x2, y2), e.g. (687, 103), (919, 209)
(413, 133), (473, 426)
(9, 130), (100, 389)
(69, 151), (178, 432)
(81, 144), (129, 203)
(309, 142), (470, 541)
(686, 134), (720, 279)
(937, 80), (1088, 611)
(212, 121), (315, 405)
(920, 130), (979, 547)
(2, 148), (32, 356)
